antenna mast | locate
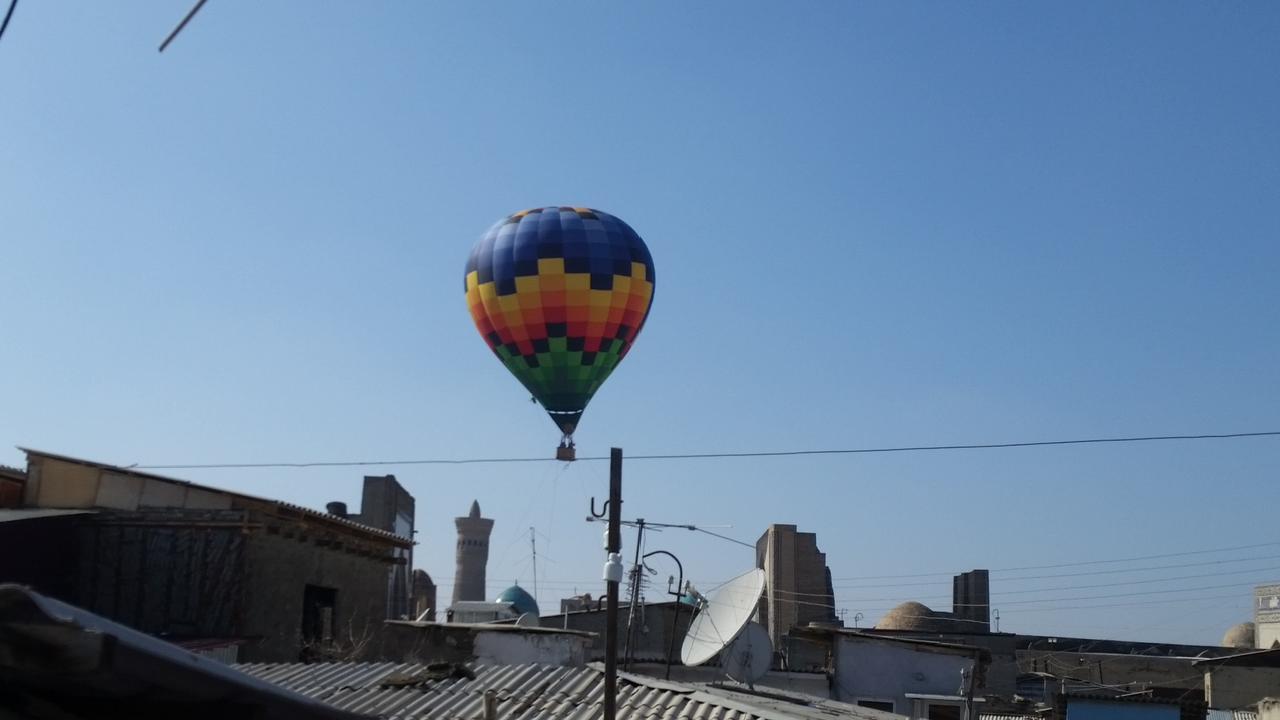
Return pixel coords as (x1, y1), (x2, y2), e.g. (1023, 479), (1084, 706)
(530, 526), (538, 607)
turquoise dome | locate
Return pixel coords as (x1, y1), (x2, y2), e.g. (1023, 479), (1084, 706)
(496, 585), (539, 616)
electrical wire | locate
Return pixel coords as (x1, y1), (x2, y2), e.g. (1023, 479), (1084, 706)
(780, 561), (1280, 604)
(0, 0), (18, 46)
(830, 539), (1280, 581)
(691, 527), (755, 549)
(131, 429), (1280, 470)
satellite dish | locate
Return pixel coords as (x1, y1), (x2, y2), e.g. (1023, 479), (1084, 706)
(680, 568), (766, 666)
(722, 622), (771, 684)
(515, 612), (540, 628)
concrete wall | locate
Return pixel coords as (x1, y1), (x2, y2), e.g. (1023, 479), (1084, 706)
(1205, 666), (1280, 709)
(831, 636), (978, 716)
(869, 631), (1020, 698)
(541, 602), (693, 664)
(378, 622), (589, 666)
(71, 510), (248, 639)
(1259, 698), (1280, 720)
(1020, 651), (1203, 692)
(473, 631), (587, 665)
(239, 530), (391, 662)
(1257, 623), (1280, 650)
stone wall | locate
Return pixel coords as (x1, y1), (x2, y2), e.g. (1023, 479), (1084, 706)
(238, 528), (393, 662)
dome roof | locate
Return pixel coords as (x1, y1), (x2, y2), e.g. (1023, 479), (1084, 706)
(496, 584), (540, 617)
(876, 601), (952, 632)
(1222, 622), (1256, 649)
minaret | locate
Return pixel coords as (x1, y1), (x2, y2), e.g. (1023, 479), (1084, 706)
(452, 500), (494, 605)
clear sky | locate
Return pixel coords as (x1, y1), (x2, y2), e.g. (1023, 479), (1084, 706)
(2, 2), (1278, 646)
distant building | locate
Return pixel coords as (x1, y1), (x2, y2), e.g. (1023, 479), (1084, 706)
(1222, 622), (1256, 650)
(560, 592), (597, 613)
(1254, 584), (1280, 648)
(873, 570), (991, 634)
(331, 475), (416, 619)
(792, 626), (989, 719)
(377, 619), (593, 666)
(446, 584), (537, 625)
(448, 601), (519, 624)
(1195, 648), (1280, 710)
(412, 569), (437, 621)
(452, 500), (493, 605)
(542, 599), (694, 666)
(3, 448), (413, 662)
(496, 583), (539, 617)
(0, 465), (24, 508)
(756, 523), (840, 668)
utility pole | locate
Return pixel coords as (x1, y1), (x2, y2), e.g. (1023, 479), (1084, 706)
(604, 449), (623, 720)
(623, 518), (646, 669)
(529, 527), (538, 608)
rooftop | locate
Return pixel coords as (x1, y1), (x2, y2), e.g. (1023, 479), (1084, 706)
(1193, 647), (1280, 668)
(234, 661), (906, 720)
(19, 447), (411, 548)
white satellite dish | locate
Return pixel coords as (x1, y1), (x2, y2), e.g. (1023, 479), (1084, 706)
(680, 568), (767, 666)
(722, 622), (771, 685)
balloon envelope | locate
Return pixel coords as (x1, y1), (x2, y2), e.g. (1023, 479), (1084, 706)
(465, 207), (656, 436)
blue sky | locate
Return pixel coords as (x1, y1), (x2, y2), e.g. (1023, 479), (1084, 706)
(2, 2), (1278, 645)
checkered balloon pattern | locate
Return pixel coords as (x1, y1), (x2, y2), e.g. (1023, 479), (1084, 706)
(465, 207), (656, 436)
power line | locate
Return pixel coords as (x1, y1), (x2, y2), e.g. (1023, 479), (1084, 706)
(158, 0), (209, 53)
(132, 429), (1280, 470)
(0, 0), (18, 46)
(842, 592), (1250, 619)
(722, 550), (1280, 603)
(981, 580), (1268, 607)
(830, 539), (1280, 581)
(822, 553), (1280, 593)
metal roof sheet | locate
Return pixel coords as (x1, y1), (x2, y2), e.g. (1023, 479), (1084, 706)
(234, 662), (907, 720)
(0, 508), (95, 523)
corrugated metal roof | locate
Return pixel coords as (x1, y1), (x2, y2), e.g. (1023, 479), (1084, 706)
(1207, 710), (1257, 720)
(234, 662), (906, 720)
(0, 508), (95, 523)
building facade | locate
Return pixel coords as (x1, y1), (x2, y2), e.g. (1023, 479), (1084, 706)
(1253, 585), (1280, 649)
(756, 524), (840, 669)
(793, 627), (989, 720)
(4, 449), (413, 662)
(328, 475), (416, 619)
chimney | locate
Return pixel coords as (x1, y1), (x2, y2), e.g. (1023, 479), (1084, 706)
(326, 501), (348, 518)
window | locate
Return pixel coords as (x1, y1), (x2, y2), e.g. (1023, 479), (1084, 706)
(927, 702), (962, 720)
(857, 700), (896, 713)
(302, 584), (337, 643)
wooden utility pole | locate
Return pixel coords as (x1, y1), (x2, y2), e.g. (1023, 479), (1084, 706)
(604, 448), (623, 720)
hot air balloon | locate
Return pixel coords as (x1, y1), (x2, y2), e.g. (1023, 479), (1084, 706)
(465, 207), (656, 460)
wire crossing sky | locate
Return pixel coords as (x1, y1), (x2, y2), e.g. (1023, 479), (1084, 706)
(129, 430), (1280, 469)
(2, 2), (1278, 645)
